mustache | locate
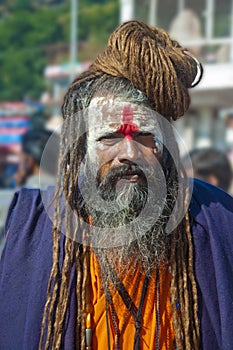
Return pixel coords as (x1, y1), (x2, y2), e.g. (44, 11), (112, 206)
(96, 163), (147, 188)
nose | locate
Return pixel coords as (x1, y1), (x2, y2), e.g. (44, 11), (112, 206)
(115, 138), (141, 165)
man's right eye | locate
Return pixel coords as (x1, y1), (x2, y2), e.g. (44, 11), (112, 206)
(98, 135), (115, 141)
(97, 133), (122, 142)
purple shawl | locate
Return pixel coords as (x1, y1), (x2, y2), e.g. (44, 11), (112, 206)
(0, 179), (232, 349)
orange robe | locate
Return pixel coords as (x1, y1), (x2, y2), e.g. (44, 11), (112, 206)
(90, 253), (175, 349)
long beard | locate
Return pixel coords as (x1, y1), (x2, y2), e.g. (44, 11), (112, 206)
(92, 188), (171, 286)
(80, 163), (174, 285)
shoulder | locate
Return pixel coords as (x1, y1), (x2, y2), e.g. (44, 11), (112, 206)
(6, 187), (43, 212)
(0, 188), (55, 349)
(189, 182), (233, 349)
(189, 179), (233, 263)
(4, 187), (54, 232)
(2, 187), (55, 259)
(189, 179), (233, 271)
(191, 177), (232, 202)
(189, 178), (233, 222)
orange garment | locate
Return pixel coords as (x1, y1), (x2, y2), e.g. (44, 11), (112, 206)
(89, 253), (175, 349)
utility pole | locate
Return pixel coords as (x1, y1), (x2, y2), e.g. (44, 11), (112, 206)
(177, 0), (185, 14)
(70, 0), (78, 82)
(230, 0), (233, 62)
(149, 0), (158, 26)
(205, 0), (214, 40)
(119, 0), (134, 23)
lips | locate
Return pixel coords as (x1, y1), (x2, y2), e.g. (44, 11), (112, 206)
(120, 172), (140, 182)
(96, 164), (148, 201)
(113, 166), (145, 183)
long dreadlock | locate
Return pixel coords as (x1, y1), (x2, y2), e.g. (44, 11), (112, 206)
(39, 20), (203, 350)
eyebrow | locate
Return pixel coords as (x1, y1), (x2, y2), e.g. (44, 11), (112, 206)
(93, 127), (120, 139)
(97, 131), (157, 143)
(89, 123), (162, 142)
(97, 131), (122, 140)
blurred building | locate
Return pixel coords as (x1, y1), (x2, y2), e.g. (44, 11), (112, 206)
(0, 102), (34, 175)
(167, 1), (233, 154)
(133, 0), (233, 153)
(42, 61), (91, 131)
(120, 0), (232, 155)
(43, 0), (233, 153)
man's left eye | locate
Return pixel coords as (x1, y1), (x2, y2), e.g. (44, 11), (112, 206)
(137, 132), (153, 137)
(135, 132), (155, 145)
(135, 132), (154, 138)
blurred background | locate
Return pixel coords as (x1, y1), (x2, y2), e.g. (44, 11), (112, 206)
(0, 0), (233, 246)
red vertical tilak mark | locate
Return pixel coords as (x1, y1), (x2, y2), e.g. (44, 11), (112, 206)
(117, 106), (139, 140)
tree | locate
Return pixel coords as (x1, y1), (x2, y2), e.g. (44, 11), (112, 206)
(0, 3), (68, 100)
(0, 0), (118, 101)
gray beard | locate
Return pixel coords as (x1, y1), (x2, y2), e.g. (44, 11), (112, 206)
(81, 169), (174, 285)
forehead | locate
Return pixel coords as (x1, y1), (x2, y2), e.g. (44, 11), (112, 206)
(87, 97), (161, 134)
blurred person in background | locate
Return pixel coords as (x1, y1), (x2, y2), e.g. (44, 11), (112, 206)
(0, 129), (59, 252)
(183, 147), (233, 194)
(0, 20), (233, 350)
(0, 150), (18, 189)
(14, 128), (59, 189)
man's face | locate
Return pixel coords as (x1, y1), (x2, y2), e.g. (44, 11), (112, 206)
(81, 97), (172, 270)
(80, 96), (171, 263)
(86, 97), (163, 192)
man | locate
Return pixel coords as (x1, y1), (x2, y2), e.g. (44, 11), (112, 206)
(0, 20), (233, 350)
(182, 147), (233, 193)
(14, 128), (59, 189)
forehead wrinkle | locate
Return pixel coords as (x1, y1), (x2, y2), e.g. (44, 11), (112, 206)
(88, 97), (152, 122)
(87, 97), (163, 139)
(88, 111), (159, 130)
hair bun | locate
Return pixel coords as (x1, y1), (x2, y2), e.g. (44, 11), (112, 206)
(91, 20), (203, 120)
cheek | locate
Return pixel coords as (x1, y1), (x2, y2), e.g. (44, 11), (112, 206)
(98, 162), (112, 181)
(86, 138), (98, 165)
(87, 137), (117, 165)
(139, 143), (162, 161)
(85, 147), (113, 183)
(86, 140), (114, 180)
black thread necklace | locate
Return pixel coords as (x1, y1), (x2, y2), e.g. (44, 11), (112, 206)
(104, 260), (151, 350)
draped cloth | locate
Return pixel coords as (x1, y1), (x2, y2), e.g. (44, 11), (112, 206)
(90, 254), (174, 349)
(0, 179), (233, 349)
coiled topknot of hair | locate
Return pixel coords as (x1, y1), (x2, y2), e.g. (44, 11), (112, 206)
(88, 20), (202, 120)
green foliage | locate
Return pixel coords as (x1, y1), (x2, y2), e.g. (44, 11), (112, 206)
(79, 1), (119, 41)
(0, 0), (118, 101)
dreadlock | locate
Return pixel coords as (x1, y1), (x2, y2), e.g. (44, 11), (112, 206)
(39, 20), (203, 349)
